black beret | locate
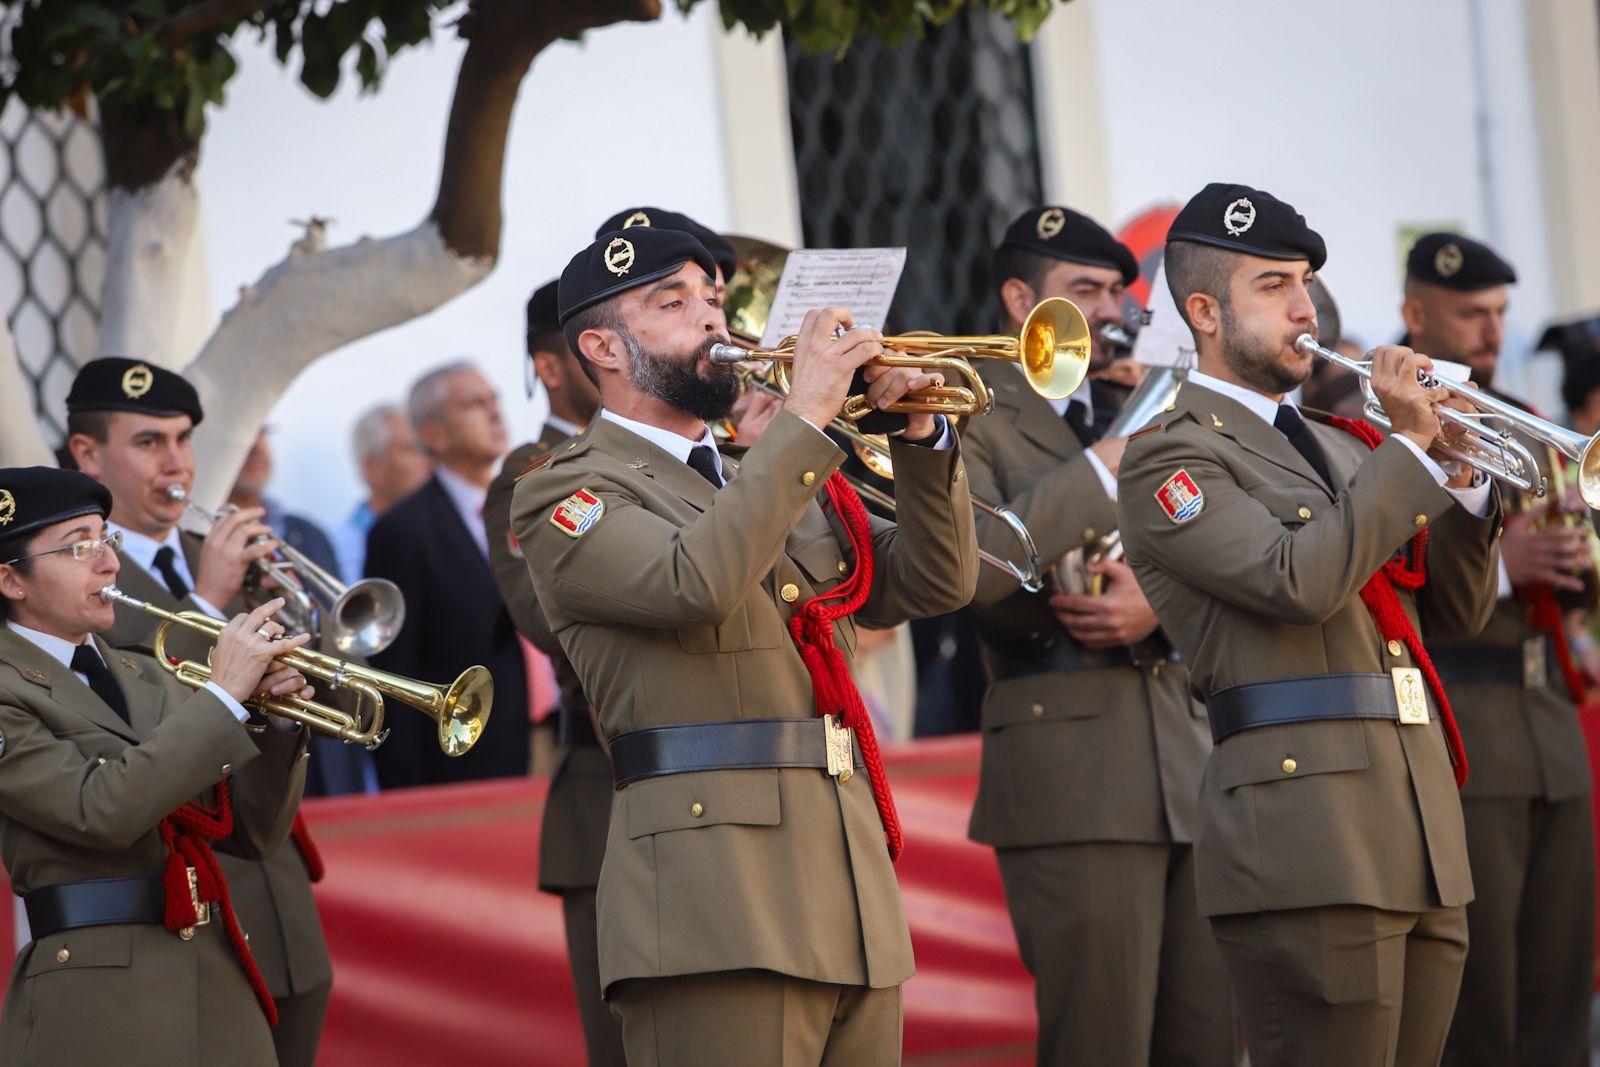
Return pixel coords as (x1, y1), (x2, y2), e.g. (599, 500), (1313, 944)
(66, 357), (204, 426)
(995, 205), (1139, 285)
(559, 228), (718, 324)
(0, 466), (112, 557)
(525, 279), (561, 342)
(1406, 232), (1516, 291)
(1539, 312), (1600, 364)
(1168, 182), (1327, 271)
(595, 207), (738, 281)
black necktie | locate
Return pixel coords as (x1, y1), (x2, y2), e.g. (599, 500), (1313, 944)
(152, 545), (190, 600)
(71, 644), (130, 724)
(686, 446), (723, 488)
(1274, 405), (1334, 488)
(1064, 399), (1097, 448)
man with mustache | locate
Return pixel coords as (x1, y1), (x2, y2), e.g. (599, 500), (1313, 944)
(1118, 184), (1502, 1066)
(511, 226), (977, 1064)
(1402, 233), (1596, 1067)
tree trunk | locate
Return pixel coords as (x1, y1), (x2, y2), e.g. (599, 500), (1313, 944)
(184, 0), (663, 507)
(0, 316), (55, 467)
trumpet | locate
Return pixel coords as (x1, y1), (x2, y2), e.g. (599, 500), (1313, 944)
(1293, 334), (1600, 508)
(100, 585), (489, 754)
(166, 485), (405, 657)
(708, 297), (1091, 419)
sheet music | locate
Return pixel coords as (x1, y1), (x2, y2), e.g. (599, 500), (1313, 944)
(760, 248), (908, 348)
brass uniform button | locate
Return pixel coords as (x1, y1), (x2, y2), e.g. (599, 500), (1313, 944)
(690, 802), (704, 818)
(801, 471), (816, 486)
(96, 757), (106, 766)
(1030, 703), (1045, 717)
(220, 763), (232, 776)
(1083, 528), (1096, 542)
(1413, 514), (1428, 528)
(55, 947), (69, 963)
(1282, 758), (1298, 774)
(179, 927), (195, 941)
(1387, 640), (1403, 657)
(837, 561), (848, 574)
(1297, 506), (1312, 520)
(780, 583), (800, 603)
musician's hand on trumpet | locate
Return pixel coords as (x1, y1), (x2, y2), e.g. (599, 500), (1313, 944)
(1500, 512), (1592, 594)
(781, 307), (888, 430)
(1367, 345), (1451, 453)
(207, 598), (313, 705)
(1049, 558), (1159, 649)
(192, 503), (277, 610)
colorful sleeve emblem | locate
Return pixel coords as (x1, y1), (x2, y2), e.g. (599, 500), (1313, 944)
(1155, 469), (1204, 523)
(550, 488), (605, 538)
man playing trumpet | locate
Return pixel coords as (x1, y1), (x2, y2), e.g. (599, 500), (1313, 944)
(511, 227), (977, 1064)
(0, 465), (311, 1066)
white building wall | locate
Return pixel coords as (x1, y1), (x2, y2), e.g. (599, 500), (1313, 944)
(197, 8), (735, 531)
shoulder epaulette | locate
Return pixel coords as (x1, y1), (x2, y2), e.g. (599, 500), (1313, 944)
(1129, 422), (1165, 441)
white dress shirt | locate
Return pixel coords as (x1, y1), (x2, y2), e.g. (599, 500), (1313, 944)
(1185, 369), (1494, 518)
(600, 409), (728, 482)
(542, 414), (583, 439)
(108, 521), (226, 619)
(6, 622), (249, 723)
(434, 465), (491, 560)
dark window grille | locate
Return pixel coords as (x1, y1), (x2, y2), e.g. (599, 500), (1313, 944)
(784, 10), (1045, 335)
(0, 98), (109, 446)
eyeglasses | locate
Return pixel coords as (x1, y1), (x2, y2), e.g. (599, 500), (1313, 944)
(3, 530), (122, 567)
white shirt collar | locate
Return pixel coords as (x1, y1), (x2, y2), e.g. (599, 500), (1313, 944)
(1047, 372), (1095, 418)
(1185, 369), (1291, 430)
(107, 521), (193, 586)
(599, 409), (725, 483)
(543, 414), (583, 438)
(434, 466), (490, 558)
(6, 621), (94, 676)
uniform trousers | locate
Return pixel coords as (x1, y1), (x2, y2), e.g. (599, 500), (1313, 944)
(609, 969), (902, 1066)
(271, 984), (332, 1067)
(1441, 793), (1596, 1067)
(563, 888), (626, 1067)
(1209, 904), (1468, 1067)
(995, 840), (1236, 1067)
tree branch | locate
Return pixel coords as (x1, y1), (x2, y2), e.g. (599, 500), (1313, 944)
(155, 0), (265, 47)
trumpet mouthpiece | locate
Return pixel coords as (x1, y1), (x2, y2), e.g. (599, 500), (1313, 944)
(1293, 334), (1319, 354)
(99, 585), (121, 603)
(708, 343), (747, 364)
(164, 485), (186, 502)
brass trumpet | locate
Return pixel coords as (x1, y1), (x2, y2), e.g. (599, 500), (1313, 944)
(100, 585), (489, 755)
(708, 297), (1092, 419)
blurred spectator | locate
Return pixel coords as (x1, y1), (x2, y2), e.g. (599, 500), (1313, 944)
(1561, 354), (1600, 437)
(331, 404), (431, 583)
(228, 427), (377, 796)
(365, 362), (530, 787)
(1300, 336), (1366, 420)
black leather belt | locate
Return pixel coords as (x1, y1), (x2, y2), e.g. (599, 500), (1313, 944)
(23, 876), (186, 939)
(1431, 637), (1549, 689)
(610, 718), (866, 788)
(1207, 673), (1435, 744)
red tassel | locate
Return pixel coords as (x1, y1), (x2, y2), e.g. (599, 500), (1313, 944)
(1329, 416), (1467, 787)
(290, 813), (326, 883)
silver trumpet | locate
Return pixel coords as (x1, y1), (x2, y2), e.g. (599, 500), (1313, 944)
(165, 485), (406, 656)
(1293, 334), (1600, 507)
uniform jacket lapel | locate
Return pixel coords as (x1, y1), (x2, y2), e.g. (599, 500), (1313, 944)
(588, 419), (719, 514)
(0, 628), (142, 743)
(1180, 382), (1337, 500)
(989, 365), (1082, 462)
(97, 635), (166, 738)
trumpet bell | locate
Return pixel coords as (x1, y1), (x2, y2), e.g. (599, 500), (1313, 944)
(328, 577), (407, 658)
(1020, 297), (1092, 401)
(438, 666), (494, 756)
(854, 435), (895, 480)
(1578, 439), (1600, 510)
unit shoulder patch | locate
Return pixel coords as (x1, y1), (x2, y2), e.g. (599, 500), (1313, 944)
(550, 489), (605, 538)
(1155, 469), (1205, 523)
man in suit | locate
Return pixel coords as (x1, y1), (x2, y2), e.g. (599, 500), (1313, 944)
(331, 404), (432, 584)
(366, 360), (530, 786)
(512, 227), (977, 1064)
(63, 357), (335, 1067)
(1398, 233), (1597, 1067)
(0, 465), (311, 1067)
(1118, 183), (1502, 1067)
(230, 425), (377, 796)
(964, 206), (1233, 1066)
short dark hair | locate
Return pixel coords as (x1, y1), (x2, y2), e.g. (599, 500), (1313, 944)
(65, 409), (114, 443)
(1562, 355), (1600, 415)
(991, 246), (1055, 309)
(1163, 240), (1239, 332)
(0, 549), (37, 624)
(526, 329), (568, 362)
(562, 296), (625, 387)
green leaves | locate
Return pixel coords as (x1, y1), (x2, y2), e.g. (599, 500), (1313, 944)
(695, 0), (1068, 52)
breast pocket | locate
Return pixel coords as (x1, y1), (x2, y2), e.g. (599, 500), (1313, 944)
(625, 770), (781, 837)
(676, 598), (786, 654)
(24, 927), (132, 978)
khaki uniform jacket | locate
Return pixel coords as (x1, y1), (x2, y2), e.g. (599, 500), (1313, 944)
(1118, 382), (1501, 918)
(512, 411), (978, 992)
(487, 425), (612, 891)
(0, 627), (308, 1066)
(963, 365), (1211, 848)
(100, 534), (333, 997)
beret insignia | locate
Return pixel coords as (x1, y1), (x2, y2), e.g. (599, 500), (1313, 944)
(1222, 198), (1256, 236)
(1434, 243), (1464, 278)
(0, 489), (14, 526)
(550, 489), (605, 538)
(1035, 208), (1066, 239)
(604, 238), (635, 277)
(121, 363), (155, 399)
(1155, 469), (1204, 524)
(622, 210), (651, 228)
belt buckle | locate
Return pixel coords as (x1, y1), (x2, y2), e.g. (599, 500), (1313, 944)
(1522, 636), (1548, 690)
(823, 714), (853, 784)
(1392, 667), (1430, 725)
(179, 866), (210, 940)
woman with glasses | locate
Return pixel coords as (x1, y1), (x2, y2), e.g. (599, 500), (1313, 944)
(0, 466), (315, 1067)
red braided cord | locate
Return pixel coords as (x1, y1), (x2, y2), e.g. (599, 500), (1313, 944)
(1512, 449), (1590, 703)
(1328, 416), (1468, 787)
(290, 812), (326, 883)
(786, 472), (904, 860)
(159, 781), (278, 1026)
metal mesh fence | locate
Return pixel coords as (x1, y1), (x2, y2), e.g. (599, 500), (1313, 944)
(0, 97), (109, 446)
(784, 9), (1045, 335)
